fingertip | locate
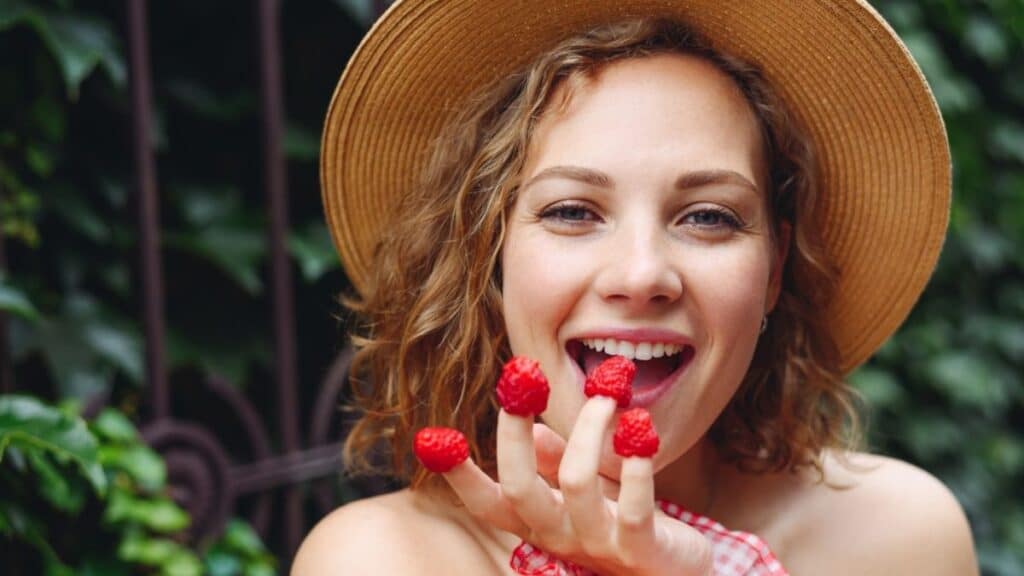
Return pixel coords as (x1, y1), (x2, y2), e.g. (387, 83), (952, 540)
(585, 394), (619, 416)
(620, 455), (654, 480)
(496, 356), (550, 416)
(613, 408), (659, 458)
(414, 427), (470, 473)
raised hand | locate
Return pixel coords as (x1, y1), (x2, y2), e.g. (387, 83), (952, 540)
(416, 356), (713, 576)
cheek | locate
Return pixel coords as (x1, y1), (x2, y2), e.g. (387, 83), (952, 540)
(684, 246), (772, 401)
(690, 245), (772, 333)
(501, 233), (586, 353)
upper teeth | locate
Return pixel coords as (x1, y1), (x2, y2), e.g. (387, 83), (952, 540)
(581, 338), (684, 361)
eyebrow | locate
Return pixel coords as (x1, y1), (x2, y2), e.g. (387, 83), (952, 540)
(521, 165), (759, 194)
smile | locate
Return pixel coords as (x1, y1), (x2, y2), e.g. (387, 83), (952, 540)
(567, 335), (696, 408)
(579, 337), (686, 360)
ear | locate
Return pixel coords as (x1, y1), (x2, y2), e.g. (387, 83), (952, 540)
(766, 221), (792, 313)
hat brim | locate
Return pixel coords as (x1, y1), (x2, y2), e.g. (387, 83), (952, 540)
(321, 0), (950, 373)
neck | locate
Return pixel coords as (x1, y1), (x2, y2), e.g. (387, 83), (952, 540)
(653, 437), (722, 516)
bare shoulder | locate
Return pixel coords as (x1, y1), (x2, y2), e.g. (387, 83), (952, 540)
(291, 488), (493, 575)
(782, 451), (978, 575)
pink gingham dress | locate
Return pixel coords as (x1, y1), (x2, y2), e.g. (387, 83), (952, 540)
(509, 500), (788, 576)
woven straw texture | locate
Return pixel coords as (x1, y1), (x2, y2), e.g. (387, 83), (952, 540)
(320, 0), (950, 373)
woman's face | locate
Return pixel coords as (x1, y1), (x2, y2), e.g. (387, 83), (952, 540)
(501, 54), (786, 471)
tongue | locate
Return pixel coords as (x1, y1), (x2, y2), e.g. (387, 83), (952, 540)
(581, 349), (679, 388)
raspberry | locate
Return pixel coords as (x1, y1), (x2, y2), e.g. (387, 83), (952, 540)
(496, 356), (550, 416)
(584, 356), (636, 408)
(613, 408), (659, 458)
(414, 427), (470, 473)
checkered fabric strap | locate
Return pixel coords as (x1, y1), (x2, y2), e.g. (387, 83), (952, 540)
(509, 500), (789, 576)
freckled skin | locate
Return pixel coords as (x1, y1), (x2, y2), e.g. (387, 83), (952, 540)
(501, 54), (785, 495)
(296, 54), (978, 576)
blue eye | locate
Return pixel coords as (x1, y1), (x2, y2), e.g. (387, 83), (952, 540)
(540, 203), (600, 224)
(683, 208), (742, 229)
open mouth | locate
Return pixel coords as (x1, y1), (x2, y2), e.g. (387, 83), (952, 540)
(566, 338), (696, 397)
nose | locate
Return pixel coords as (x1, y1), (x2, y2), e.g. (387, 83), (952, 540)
(594, 224), (683, 308)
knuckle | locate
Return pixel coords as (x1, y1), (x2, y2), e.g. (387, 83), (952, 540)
(537, 535), (575, 558)
(500, 480), (533, 505)
(557, 469), (589, 496)
(577, 537), (606, 559)
(499, 479), (532, 502)
(618, 508), (652, 530)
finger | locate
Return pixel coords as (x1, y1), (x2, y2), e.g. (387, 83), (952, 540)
(558, 396), (617, 545)
(497, 410), (563, 535)
(443, 458), (526, 534)
(615, 456), (656, 558)
(534, 423), (621, 500)
(533, 422), (566, 485)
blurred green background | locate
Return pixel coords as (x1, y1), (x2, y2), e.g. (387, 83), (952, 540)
(0, 0), (1021, 574)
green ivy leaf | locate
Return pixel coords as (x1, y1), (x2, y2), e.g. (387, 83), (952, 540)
(144, 498), (191, 533)
(205, 550), (242, 576)
(222, 519), (267, 555)
(21, 295), (144, 397)
(900, 29), (978, 113)
(984, 433), (1024, 477)
(92, 409), (139, 444)
(0, 395), (106, 494)
(165, 79), (255, 122)
(284, 123), (319, 162)
(166, 227), (266, 295)
(900, 411), (964, 460)
(105, 491), (188, 532)
(0, 3), (126, 98)
(331, 0), (377, 26)
(924, 352), (1010, 414)
(849, 366), (907, 410)
(0, 276), (39, 321)
(162, 549), (204, 576)
(963, 14), (1008, 66)
(26, 448), (88, 513)
(289, 222), (339, 283)
(99, 443), (166, 492)
(25, 142), (55, 177)
(991, 121), (1024, 164)
(117, 531), (178, 565)
(49, 185), (111, 243)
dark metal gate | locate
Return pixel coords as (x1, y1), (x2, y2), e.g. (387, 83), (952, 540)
(0, 0), (394, 567)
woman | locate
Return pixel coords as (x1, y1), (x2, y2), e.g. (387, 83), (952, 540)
(296, 2), (977, 574)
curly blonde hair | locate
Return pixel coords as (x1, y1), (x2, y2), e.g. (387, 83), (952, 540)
(342, 18), (861, 492)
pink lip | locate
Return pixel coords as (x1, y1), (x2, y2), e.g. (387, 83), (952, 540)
(565, 328), (697, 409)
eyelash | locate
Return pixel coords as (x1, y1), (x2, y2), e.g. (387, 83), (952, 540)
(538, 202), (743, 230)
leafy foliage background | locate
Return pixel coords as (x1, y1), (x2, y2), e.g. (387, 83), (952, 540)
(0, 0), (1021, 573)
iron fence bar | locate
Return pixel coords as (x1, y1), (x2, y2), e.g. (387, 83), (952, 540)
(0, 226), (11, 394)
(231, 443), (342, 494)
(127, 0), (168, 420)
(257, 0), (303, 556)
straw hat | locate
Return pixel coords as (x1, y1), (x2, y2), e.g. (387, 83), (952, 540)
(320, 0), (950, 374)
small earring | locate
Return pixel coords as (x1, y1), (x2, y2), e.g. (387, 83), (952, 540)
(759, 316), (768, 334)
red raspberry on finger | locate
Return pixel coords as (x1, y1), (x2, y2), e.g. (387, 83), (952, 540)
(584, 355), (636, 408)
(496, 356), (550, 416)
(613, 408), (659, 458)
(414, 427), (470, 473)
